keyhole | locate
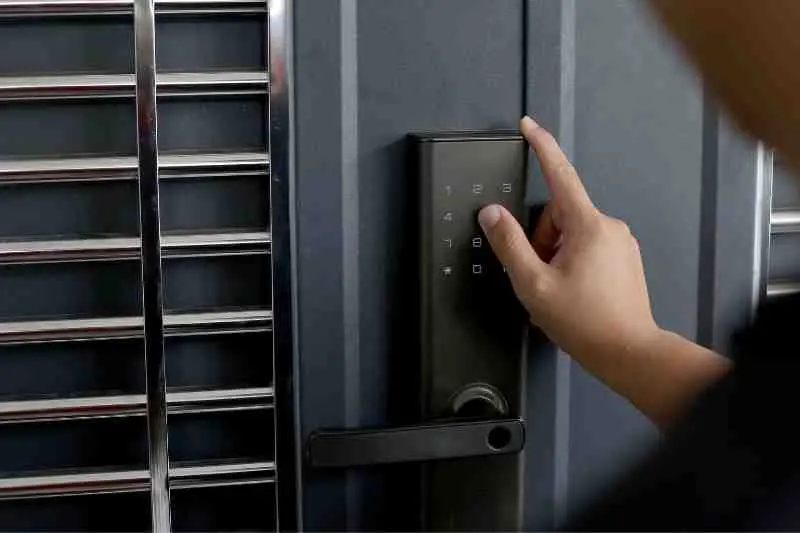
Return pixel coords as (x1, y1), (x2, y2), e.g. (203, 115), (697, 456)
(487, 426), (512, 450)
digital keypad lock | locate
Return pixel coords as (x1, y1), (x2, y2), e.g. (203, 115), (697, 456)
(413, 132), (527, 421)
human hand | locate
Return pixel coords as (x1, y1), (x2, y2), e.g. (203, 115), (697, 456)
(478, 117), (660, 365)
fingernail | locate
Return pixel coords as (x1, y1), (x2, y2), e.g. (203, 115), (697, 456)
(521, 115), (540, 130)
(478, 205), (502, 231)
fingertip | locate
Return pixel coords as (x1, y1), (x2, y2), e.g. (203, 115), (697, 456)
(478, 204), (503, 232)
(521, 115), (539, 131)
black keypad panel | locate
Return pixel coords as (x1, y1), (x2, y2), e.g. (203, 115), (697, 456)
(414, 132), (528, 417)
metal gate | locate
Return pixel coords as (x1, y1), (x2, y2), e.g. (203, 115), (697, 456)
(0, 1), (291, 530)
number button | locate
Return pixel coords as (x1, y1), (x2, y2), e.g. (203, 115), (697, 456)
(501, 183), (513, 193)
(472, 184), (484, 195)
(472, 237), (483, 249)
(442, 238), (453, 249)
(441, 266), (454, 277)
(444, 185), (453, 197)
(442, 212), (454, 223)
(472, 264), (483, 275)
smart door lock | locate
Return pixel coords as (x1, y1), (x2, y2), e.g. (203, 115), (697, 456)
(414, 131), (527, 531)
(415, 131), (527, 421)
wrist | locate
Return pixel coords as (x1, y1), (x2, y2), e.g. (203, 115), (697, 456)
(597, 321), (664, 364)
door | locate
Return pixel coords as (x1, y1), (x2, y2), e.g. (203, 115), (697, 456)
(289, 0), (766, 530)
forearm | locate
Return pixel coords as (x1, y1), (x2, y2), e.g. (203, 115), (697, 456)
(573, 329), (732, 430)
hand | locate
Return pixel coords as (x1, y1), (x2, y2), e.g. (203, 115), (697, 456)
(480, 116), (730, 428)
(479, 116), (659, 366)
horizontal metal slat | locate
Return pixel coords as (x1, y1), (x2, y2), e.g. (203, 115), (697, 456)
(0, 309), (272, 345)
(0, 71), (268, 102)
(0, 387), (274, 424)
(170, 460), (275, 490)
(0, 231), (270, 265)
(767, 280), (800, 298)
(772, 210), (800, 234)
(0, 151), (269, 185)
(0, 460), (275, 501)
(0, 0), (266, 17)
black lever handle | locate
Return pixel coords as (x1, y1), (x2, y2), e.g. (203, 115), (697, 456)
(307, 418), (525, 468)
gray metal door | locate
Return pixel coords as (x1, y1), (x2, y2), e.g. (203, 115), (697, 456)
(0, 1), (289, 531)
(288, 0), (768, 530)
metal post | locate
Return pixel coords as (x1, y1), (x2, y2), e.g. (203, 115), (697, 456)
(133, 0), (171, 530)
(754, 146), (774, 310)
(269, 0), (301, 529)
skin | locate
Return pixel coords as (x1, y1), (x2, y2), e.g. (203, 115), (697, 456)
(648, 0), (800, 172)
(480, 0), (800, 429)
(479, 118), (730, 429)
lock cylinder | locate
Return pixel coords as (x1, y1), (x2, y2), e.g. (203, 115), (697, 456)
(450, 383), (508, 419)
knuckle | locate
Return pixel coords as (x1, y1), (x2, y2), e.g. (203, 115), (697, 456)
(554, 160), (577, 179)
(522, 269), (553, 301)
(581, 208), (603, 227)
(614, 218), (632, 235)
(603, 216), (632, 237)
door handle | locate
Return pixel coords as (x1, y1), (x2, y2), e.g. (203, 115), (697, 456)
(307, 418), (525, 468)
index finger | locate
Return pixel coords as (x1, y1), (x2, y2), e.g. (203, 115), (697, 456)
(521, 116), (595, 219)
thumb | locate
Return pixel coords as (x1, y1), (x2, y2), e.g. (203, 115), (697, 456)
(478, 204), (549, 288)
